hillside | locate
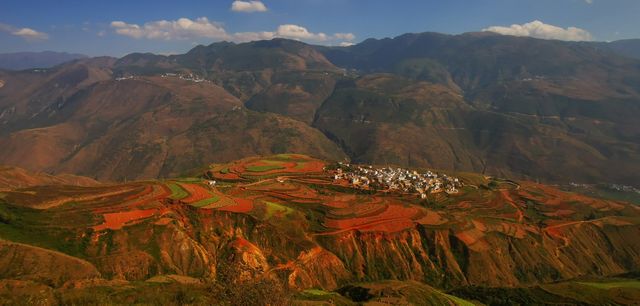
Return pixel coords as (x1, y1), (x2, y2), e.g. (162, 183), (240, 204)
(0, 57), (345, 181)
(0, 154), (638, 304)
(313, 73), (640, 185)
(1, 34), (640, 186)
(0, 166), (99, 191)
(318, 33), (640, 185)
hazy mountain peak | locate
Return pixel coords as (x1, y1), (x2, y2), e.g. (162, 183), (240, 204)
(0, 51), (88, 71)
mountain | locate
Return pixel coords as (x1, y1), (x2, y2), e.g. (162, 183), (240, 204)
(0, 51), (87, 70)
(593, 39), (640, 60)
(0, 154), (638, 304)
(113, 39), (343, 122)
(0, 53), (345, 181)
(1, 33), (640, 186)
(315, 33), (640, 185)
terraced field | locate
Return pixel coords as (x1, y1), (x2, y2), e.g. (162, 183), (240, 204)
(0, 154), (639, 304)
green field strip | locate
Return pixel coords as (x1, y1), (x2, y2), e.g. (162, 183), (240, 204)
(264, 201), (295, 218)
(440, 293), (476, 306)
(191, 195), (221, 208)
(246, 165), (285, 172)
(577, 281), (640, 290)
(167, 183), (189, 200)
(175, 177), (202, 183)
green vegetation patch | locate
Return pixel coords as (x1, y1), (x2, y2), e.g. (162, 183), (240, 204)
(302, 289), (337, 296)
(167, 183), (189, 200)
(246, 165), (285, 172)
(0, 200), (95, 258)
(175, 177), (202, 183)
(441, 293), (477, 306)
(191, 195), (221, 208)
(264, 201), (295, 219)
(577, 281), (640, 290)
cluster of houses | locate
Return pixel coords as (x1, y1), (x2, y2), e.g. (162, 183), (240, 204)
(332, 162), (463, 198)
(608, 184), (640, 194)
(114, 73), (209, 83)
(160, 73), (208, 83)
(115, 75), (135, 81)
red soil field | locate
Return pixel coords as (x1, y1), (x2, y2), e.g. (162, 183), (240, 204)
(327, 197), (387, 218)
(324, 195), (357, 208)
(357, 219), (415, 233)
(93, 208), (158, 231)
(324, 204), (420, 232)
(127, 184), (170, 206)
(93, 184), (171, 215)
(416, 211), (448, 225)
(179, 183), (213, 203)
(519, 183), (625, 211)
(292, 160), (325, 173)
(154, 217), (173, 226)
(216, 198), (254, 213)
(455, 228), (491, 251)
(123, 185), (153, 201)
(218, 156), (327, 179)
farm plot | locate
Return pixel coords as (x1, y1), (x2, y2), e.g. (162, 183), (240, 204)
(322, 203), (421, 233)
(93, 208), (159, 231)
(178, 183), (219, 206)
(208, 154), (328, 180)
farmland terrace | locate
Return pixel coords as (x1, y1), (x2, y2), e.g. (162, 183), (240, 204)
(0, 154), (639, 304)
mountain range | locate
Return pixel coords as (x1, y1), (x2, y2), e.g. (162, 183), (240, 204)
(0, 51), (87, 71)
(1, 33), (639, 187)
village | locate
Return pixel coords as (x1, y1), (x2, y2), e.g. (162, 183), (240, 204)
(115, 73), (210, 83)
(160, 72), (208, 83)
(331, 162), (463, 199)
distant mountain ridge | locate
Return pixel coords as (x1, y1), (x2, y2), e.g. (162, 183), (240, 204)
(0, 32), (639, 185)
(594, 39), (640, 60)
(0, 51), (88, 70)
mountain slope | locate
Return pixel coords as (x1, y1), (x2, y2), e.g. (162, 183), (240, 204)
(0, 74), (344, 181)
(316, 33), (640, 185)
(1, 35), (640, 185)
(313, 73), (640, 184)
(0, 166), (99, 191)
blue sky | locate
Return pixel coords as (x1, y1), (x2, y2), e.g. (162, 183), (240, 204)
(1, 0), (639, 56)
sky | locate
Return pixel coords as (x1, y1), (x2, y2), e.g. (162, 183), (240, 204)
(1, 0), (639, 57)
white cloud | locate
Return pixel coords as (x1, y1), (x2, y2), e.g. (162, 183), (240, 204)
(231, 1), (268, 13)
(110, 17), (228, 40)
(334, 33), (356, 41)
(109, 18), (354, 45)
(232, 25), (353, 44)
(339, 42), (355, 47)
(585, 0), (593, 4)
(233, 31), (275, 42)
(275, 24), (328, 41)
(0, 23), (48, 41)
(483, 20), (593, 41)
